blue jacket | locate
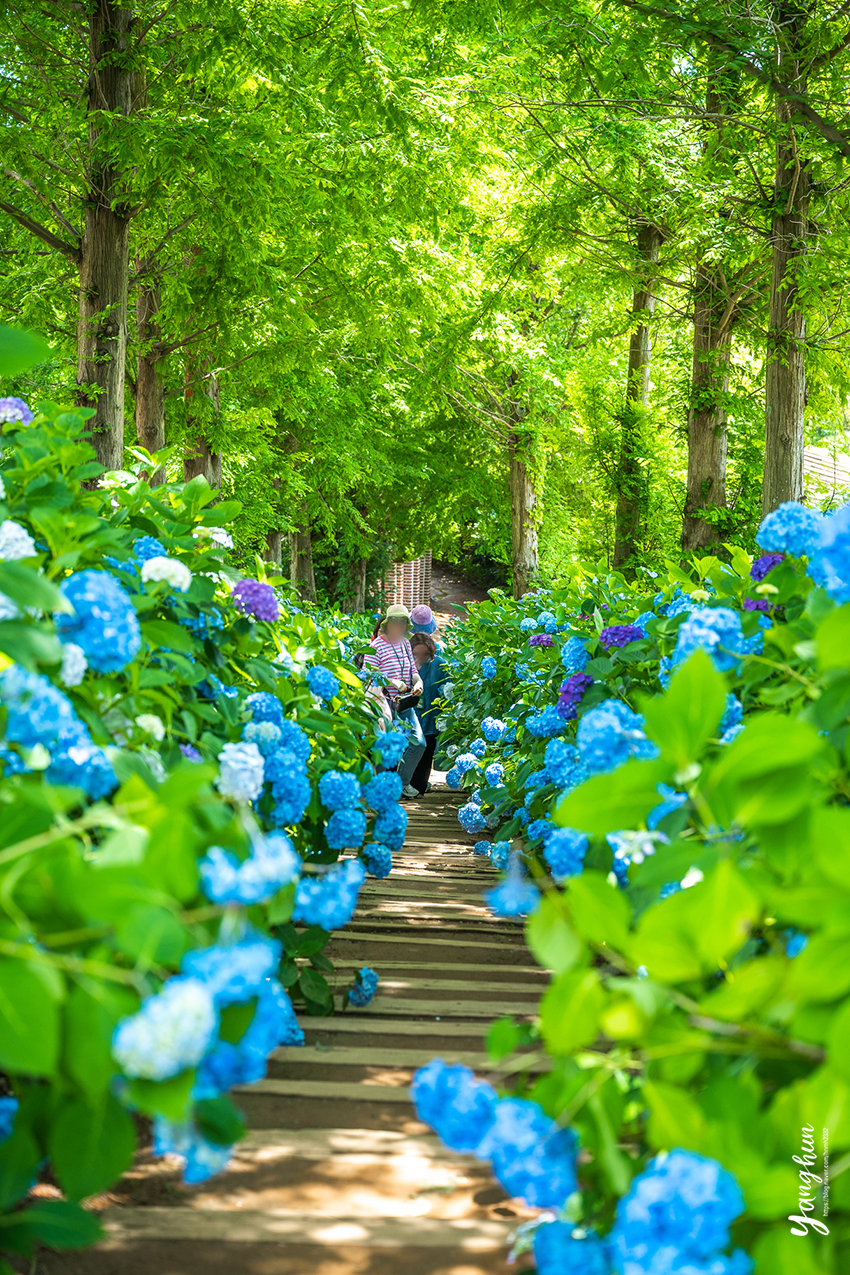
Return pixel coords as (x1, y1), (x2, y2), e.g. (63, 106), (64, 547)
(416, 654), (448, 734)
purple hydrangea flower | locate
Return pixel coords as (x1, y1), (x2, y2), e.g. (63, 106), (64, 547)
(743, 597), (771, 612)
(557, 673), (593, 719)
(750, 552), (784, 582)
(599, 623), (644, 650)
(528, 633), (554, 648)
(0, 396), (33, 426)
(179, 743), (203, 763)
(232, 579), (279, 621)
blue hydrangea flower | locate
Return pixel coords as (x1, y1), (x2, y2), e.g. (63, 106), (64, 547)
(667, 588), (698, 618)
(478, 1097), (578, 1207)
(307, 664), (339, 700)
(608, 828), (669, 867)
(519, 617), (537, 633)
(246, 691), (285, 727)
(411, 1059), (498, 1153)
(484, 851), (539, 917)
(526, 705), (566, 738)
(647, 784), (688, 829)
(537, 610), (557, 630)
(455, 752), (479, 775)
(0, 746), (25, 776)
(757, 501), (822, 557)
(326, 807), (367, 850)
(242, 720), (282, 757)
(179, 607), (224, 638)
(193, 977), (303, 1099)
(459, 801), (487, 834)
(484, 761), (504, 787)
(469, 737), (487, 758)
(55, 570), (141, 673)
(319, 769), (362, 811)
(112, 976), (217, 1081)
(634, 611), (656, 636)
(610, 1148), (750, 1273)
(473, 839), (491, 856)
(481, 656), (497, 678)
(533, 1223), (609, 1275)
(672, 607), (745, 673)
(373, 729), (407, 767)
(490, 840), (510, 870)
(349, 967), (379, 1007)
(46, 740), (117, 799)
(445, 767), (462, 789)
(181, 934), (280, 1003)
(199, 832), (300, 906)
(784, 928), (809, 957)
(811, 503), (850, 602)
(266, 750), (311, 826)
(544, 739), (589, 792)
(133, 535), (166, 562)
(526, 817), (552, 842)
(524, 768), (549, 794)
(0, 395), (33, 425)
(363, 770), (403, 811)
(374, 803), (408, 850)
(153, 1116), (234, 1185)
(217, 741), (265, 802)
(363, 841), (392, 878)
(481, 716), (507, 742)
(544, 828), (588, 880)
(0, 1096), (18, 1144)
(576, 699), (658, 775)
(561, 637), (589, 673)
(292, 857), (366, 929)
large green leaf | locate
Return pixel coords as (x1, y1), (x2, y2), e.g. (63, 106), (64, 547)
(539, 968), (604, 1054)
(638, 649), (727, 766)
(0, 958), (60, 1076)
(49, 1094), (135, 1200)
(554, 758), (673, 836)
(0, 325), (50, 376)
(525, 893), (584, 973)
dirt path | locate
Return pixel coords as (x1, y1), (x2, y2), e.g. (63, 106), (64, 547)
(429, 564), (493, 629)
(34, 793), (542, 1275)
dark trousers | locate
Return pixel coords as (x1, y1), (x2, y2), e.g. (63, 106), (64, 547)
(411, 734), (438, 794)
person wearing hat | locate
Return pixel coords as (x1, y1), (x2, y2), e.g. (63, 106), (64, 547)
(410, 603), (438, 635)
(363, 604), (426, 794)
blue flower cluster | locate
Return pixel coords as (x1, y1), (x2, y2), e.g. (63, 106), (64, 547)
(374, 729), (407, 767)
(812, 504), (850, 603)
(719, 693), (743, 745)
(318, 769), (361, 810)
(519, 617), (537, 633)
(647, 784), (688, 829)
(561, 636), (589, 673)
(412, 1060), (577, 1207)
(481, 715), (507, 742)
(526, 704), (566, 738)
(363, 841), (392, 877)
(533, 1223), (608, 1275)
(576, 699), (658, 775)
(544, 827), (589, 880)
(610, 1148), (752, 1275)
(458, 800), (487, 834)
(112, 975), (218, 1081)
(373, 803), (408, 849)
(55, 570), (141, 673)
(217, 741), (265, 803)
(490, 840), (510, 869)
(455, 752), (479, 775)
(292, 857), (366, 929)
(363, 770), (403, 811)
(307, 664), (340, 700)
(469, 737), (487, 757)
(484, 762), (504, 787)
(0, 665), (116, 798)
(0, 1095), (18, 1144)
(481, 655), (497, 678)
(672, 607), (748, 673)
(199, 831), (300, 905)
(473, 839), (491, 856)
(484, 850), (539, 917)
(757, 500), (822, 557)
(326, 807), (367, 849)
(544, 739), (589, 791)
(349, 966), (379, 1006)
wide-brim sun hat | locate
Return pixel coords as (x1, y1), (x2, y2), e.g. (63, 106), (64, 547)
(384, 604), (411, 622)
(410, 603), (437, 634)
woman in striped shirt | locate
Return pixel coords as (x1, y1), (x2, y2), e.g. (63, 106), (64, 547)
(363, 604), (426, 794)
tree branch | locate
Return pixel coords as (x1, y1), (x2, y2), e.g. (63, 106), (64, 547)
(0, 199), (81, 261)
(3, 168), (80, 242)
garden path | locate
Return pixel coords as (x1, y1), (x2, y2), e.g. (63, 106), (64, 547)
(34, 793), (544, 1275)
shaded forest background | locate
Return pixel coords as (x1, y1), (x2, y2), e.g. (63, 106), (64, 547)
(3, 0), (850, 603)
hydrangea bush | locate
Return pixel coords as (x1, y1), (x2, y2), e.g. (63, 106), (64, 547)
(424, 520), (850, 1272)
(0, 378), (404, 1257)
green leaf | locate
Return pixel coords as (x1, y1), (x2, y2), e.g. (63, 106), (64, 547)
(569, 871), (630, 950)
(691, 859), (761, 969)
(525, 894), (584, 973)
(555, 758), (673, 836)
(644, 1081), (707, 1151)
(0, 1120), (41, 1211)
(140, 619), (196, 655)
(126, 1069), (195, 1121)
(267, 881), (296, 925)
(539, 969), (604, 1054)
(0, 958), (60, 1076)
(15, 1199), (103, 1250)
(638, 650), (727, 766)
(816, 603), (850, 671)
(486, 1015), (520, 1061)
(65, 981), (136, 1102)
(299, 966), (332, 1005)
(49, 1094), (135, 1200)
(0, 325), (50, 376)
(218, 999), (257, 1044)
(115, 904), (186, 967)
(789, 934), (850, 1003)
(194, 1096), (246, 1147)
(0, 563), (64, 610)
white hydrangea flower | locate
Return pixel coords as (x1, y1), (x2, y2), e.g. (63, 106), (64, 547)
(140, 555), (193, 592)
(193, 525), (234, 548)
(60, 642), (87, 687)
(135, 713), (165, 741)
(112, 976), (217, 1081)
(0, 591), (19, 622)
(446, 744), (459, 758)
(485, 814), (499, 829)
(0, 519), (36, 561)
(139, 746), (167, 782)
(442, 682), (455, 700)
(217, 741), (264, 803)
(436, 715), (449, 731)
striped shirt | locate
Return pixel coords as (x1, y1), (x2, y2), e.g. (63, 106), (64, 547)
(363, 635), (417, 695)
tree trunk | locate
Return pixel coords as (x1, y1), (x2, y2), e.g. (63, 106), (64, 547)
(763, 94), (810, 514)
(290, 503), (317, 601)
(264, 478), (283, 565)
(682, 262), (732, 552)
(612, 222), (663, 571)
(183, 367), (221, 486)
(134, 280), (166, 485)
(509, 432), (538, 599)
(75, 0), (133, 472)
(343, 557), (368, 612)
